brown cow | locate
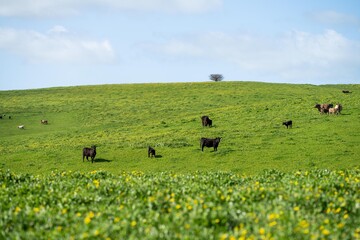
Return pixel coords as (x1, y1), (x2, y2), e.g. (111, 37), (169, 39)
(314, 103), (333, 114)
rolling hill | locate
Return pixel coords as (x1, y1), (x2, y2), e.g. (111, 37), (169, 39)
(1, 81), (359, 175)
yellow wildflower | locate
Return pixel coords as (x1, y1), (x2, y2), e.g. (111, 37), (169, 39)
(337, 223), (344, 229)
(14, 207), (21, 214)
(33, 207), (40, 213)
(322, 228), (330, 235)
(93, 179), (100, 188)
(269, 221), (277, 227)
(219, 234), (227, 240)
(88, 211), (95, 218)
(84, 217), (91, 224)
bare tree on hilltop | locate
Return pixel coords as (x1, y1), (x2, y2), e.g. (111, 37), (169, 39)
(209, 74), (224, 82)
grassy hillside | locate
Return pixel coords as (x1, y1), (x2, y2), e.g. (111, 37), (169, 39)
(0, 81), (359, 175)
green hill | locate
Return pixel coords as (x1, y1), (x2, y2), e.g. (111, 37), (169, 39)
(1, 81), (359, 175)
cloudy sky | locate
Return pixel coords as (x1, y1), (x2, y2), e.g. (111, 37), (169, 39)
(0, 0), (359, 90)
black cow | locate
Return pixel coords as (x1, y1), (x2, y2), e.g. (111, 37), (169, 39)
(83, 145), (96, 163)
(148, 146), (156, 158)
(282, 120), (292, 129)
(201, 116), (212, 127)
(200, 137), (221, 152)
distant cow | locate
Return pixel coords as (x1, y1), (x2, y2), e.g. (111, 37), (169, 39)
(282, 120), (292, 129)
(328, 108), (339, 115)
(201, 116), (212, 127)
(314, 103), (333, 114)
(335, 104), (343, 114)
(83, 145), (96, 163)
(41, 120), (48, 124)
(200, 137), (221, 152)
(18, 125), (25, 129)
(148, 146), (156, 158)
(342, 90), (351, 93)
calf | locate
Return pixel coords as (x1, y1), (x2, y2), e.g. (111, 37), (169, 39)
(201, 116), (212, 127)
(18, 125), (25, 129)
(41, 120), (48, 124)
(200, 137), (221, 152)
(282, 120), (292, 129)
(83, 145), (96, 163)
(148, 146), (156, 158)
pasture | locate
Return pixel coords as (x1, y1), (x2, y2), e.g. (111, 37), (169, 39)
(1, 81), (359, 239)
(0, 81), (359, 175)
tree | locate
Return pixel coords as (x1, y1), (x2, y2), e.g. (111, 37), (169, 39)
(209, 74), (223, 82)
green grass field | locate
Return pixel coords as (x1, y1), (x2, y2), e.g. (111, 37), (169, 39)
(1, 169), (359, 239)
(1, 81), (359, 239)
(1, 81), (359, 175)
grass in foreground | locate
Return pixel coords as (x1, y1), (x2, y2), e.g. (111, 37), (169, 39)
(1, 169), (359, 239)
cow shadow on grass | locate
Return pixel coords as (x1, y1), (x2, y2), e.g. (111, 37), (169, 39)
(153, 155), (163, 159)
(93, 158), (112, 163)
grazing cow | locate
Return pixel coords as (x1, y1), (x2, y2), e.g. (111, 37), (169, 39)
(335, 104), (343, 114)
(201, 116), (212, 127)
(342, 90), (351, 94)
(41, 120), (48, 124)
(0, 116), (2, 119)
(282, 120), (292, 129)
(200, 137), (221, 152)
(83, 145), (97, 163)
(314, 103), (333, 114)
(148, 146), (156, 158)
(18, 125), (25, 129)
(328, 108), (339, 115)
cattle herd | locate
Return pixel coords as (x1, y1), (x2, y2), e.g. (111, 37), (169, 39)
(1, 100), (345, 163)
(314, 103), (342, 115)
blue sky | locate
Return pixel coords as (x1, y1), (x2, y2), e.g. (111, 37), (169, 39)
(0, 0), (359, 90)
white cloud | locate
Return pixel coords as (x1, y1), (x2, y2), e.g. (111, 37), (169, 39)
(145, 30), (360, 82)
(0, 26), (115, 64)
(0, 0), (223, 17)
